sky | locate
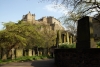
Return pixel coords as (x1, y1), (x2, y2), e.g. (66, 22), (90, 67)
(0, 0), (69, 30)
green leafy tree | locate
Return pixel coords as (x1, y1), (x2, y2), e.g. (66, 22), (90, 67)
(39, 24), (57, 48)
(3, 21), (44, 48)
(0, 29), (26, 60)
(0, 21), (45, 60)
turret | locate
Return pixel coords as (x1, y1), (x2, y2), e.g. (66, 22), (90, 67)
(22, 11), (35, 24)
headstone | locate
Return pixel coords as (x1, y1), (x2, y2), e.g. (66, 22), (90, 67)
(16, 49), (23, 58)
(76, 16), (96, 48)
(37, 51), (39, 56)
(28, 49), (32, 56)
(11, 48), (15, 59)
(32, 50), (35, 56)
(24, 49), (27, 56)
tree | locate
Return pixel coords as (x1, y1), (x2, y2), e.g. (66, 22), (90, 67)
(59, 4), (88, 35)
(39, 0), (100, 36)
(37, 23), (57, 55)
(0, 28), (26, 60)
(0, 30), (26, 49)
(3, 21), (44, 48)
(41, 0), (100, 17)
(59, 13), (78, 35)
(0, 21), (46, 60)
(39, 23), (57, 48)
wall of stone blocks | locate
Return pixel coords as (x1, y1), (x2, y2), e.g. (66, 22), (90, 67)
(54, 49), (100, 67)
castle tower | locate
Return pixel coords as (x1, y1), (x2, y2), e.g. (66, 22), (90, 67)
(22, 11), (35, 24)
(47, 16), (64, 31)
(42, 17), (47, 23)
(47, 16), (53, 24)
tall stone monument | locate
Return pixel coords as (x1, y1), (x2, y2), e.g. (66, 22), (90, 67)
(76, 16), (96, 48)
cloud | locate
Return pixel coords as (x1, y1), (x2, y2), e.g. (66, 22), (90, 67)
(44, 4), (69, 15)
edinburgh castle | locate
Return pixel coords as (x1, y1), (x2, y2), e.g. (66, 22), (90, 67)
(21, 11), (64, 31)
(20, 11), (74, 45)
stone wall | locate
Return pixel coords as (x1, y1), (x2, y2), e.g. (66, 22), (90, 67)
(54, 16), (98, 67)
(54, 49), (100, 67)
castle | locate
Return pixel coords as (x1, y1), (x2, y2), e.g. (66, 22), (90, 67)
(20, 12), (75, 45)
(21, 11), (64, 31)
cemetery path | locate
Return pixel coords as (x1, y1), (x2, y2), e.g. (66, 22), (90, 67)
(0, 59), (56, 67)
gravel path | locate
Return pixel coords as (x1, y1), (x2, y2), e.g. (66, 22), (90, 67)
(0, 59), (56, 67)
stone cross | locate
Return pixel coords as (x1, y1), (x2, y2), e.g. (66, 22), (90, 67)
(76, 16), (96, 48)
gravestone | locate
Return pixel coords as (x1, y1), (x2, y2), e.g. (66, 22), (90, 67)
(32, 50), (35, 56)
(28, 49), (32, 56)
(76, 16), (96, 48)
(11, 48), (15, 59)
(16, 49), (23, 58)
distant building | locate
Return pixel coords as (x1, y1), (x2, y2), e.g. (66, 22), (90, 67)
(21, 11), (64, 31)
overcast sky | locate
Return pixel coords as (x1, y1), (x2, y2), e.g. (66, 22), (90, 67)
(0, 0), (69, 30)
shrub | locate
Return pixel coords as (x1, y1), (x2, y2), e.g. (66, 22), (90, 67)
(59, 43), (76, 48)
(97, 41), (100, 48)
(33, 56), (41, 60)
